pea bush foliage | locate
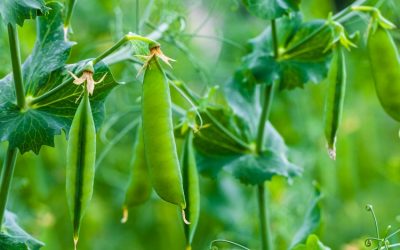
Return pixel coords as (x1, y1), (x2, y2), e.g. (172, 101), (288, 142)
(0, 0), (398, 249)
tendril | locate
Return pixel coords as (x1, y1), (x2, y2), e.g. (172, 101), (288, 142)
(366, 204), (381, 239)
(364, 204), (400, 249)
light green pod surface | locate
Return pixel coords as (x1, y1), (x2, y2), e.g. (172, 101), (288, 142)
(324, 47), (346, 160)
(368, 28), (400, 121)
(142, 57), (186, 209)
(181, 132), (200, 247)
(66, 91), (96, 241)
(123, 125), (152, 208)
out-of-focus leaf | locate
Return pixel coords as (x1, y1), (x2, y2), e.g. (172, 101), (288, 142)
(194, 108), (252, 157)
(223, 70), (260, 136)
(194, 107), (300, 184)
(292, 235), (330, 250)
(0, 3), (119, 154)
(290, 186), (323, 248)
(0, 0), (49, 26)
(229, 150), (301, 185)
(242, 0), (300, 20)
(0, 211), (44, 250)
(243, 13), (334, 89)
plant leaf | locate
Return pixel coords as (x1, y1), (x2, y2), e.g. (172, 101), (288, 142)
(0, 2), (119, 154)
(0, 211), (44, 250)
(242, 0), (300, 20)
(193, 107), (300, 184)
(0, 0), (49, 26)
(243, 14), (334, 89)
(290, 186), (323, 248)
(292, 235), (331, 250)
(229, 150), (301, 185)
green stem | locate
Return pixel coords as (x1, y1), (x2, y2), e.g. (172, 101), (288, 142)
(256, 19), (279, 250)
(0, 147), (18, 224)
(255, 84), (275, 153)
(7, 24), (25, 109)
(28, 34), (159, 106)
(256, 84), (275, 250)
(64, 0), (77, 28)
(257, 184), (272, 250)
(135, 0), (139, 34)
(92, 33), (159, 64)
(271, 19), (279, 59)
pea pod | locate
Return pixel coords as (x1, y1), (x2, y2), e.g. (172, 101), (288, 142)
(368, 27), (400, 122)
(66, 90), (96, 248)
(121, 124), (152, 223)
(181, 132), (200, 249)
(324, 47), (346, 160)
(142, 56), (186, 211)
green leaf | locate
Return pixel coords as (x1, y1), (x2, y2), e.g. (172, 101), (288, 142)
(0, 2), (119, 154)
(290, 186), (323, 248)
(223, 70), (261, 136)
(0, 0), (49, 26)
(242, 0), (300, 20)
(194, 107), (301, 184)
(292, 235), (330, 250)
(0, 211), (44, 250)
(229, 150), (301, 185)
(243, 14), (334, 89)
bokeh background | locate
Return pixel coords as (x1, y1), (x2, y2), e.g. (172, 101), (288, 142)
(0, 0), (400, 249)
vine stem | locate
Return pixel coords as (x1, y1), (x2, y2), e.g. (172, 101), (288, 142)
(1, 24), (24, 225)
(256, 18), (278, 250)
(7, 24), (25, 109)
(28, 34), (159, 106)
(64, 0), (77, 28)
(135, 0), (139, 34)
(0, 147), (18, 224)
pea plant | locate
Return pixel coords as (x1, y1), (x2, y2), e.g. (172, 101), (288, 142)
(0, 0), (398, 249)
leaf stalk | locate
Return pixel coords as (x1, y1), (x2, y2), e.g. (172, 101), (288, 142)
(0, 147), (17, 225)
(7, 24), (25, 109)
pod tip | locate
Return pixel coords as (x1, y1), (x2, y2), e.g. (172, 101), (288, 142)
(327, 144), (336, 160)
(121, 206), (129, 224)
(73, 235), (79, 250)
(182, 209), (191, 225)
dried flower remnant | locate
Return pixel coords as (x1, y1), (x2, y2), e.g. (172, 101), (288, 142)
(136, 46), (176, 76)
(68, 63), (107, 95)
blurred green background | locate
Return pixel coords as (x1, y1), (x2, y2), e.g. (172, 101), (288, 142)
(1, 0), (400, 249)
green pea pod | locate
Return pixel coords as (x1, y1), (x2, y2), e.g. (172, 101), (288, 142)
(181, 132), (200, 249)
(324, 47), (346, 160)
(66, 90), (96, 248)
(121, 124), (152, 223)
(368, 28), (400, 122)
(142, 57), (186, 211)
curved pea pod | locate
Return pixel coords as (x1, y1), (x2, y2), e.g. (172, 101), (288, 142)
(181, 132), (200, 249)
(368, 28), (400, 122)
(142, 57), (186, 211)
(66, 90), (96, 248)
(121, 124), (152, 223)
(324, 47), (347, 160)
